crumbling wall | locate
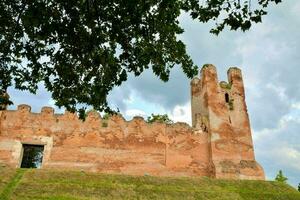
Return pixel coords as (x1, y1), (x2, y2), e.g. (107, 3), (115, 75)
(191, 65), (264, 180)
(0, 65), (265, 180)
(0, 105), (211, 177)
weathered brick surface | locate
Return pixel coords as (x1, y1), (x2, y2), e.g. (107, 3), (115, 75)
(0, 65), (264, 180)
(191, 65), (264, 180)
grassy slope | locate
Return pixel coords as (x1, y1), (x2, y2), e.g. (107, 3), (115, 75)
(0, 166), (16, 194)
(0, 169), (25, 200)
(0, 167), (299, 200)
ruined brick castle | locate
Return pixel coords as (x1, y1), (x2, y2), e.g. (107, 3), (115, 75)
(0, 64), (264, 180)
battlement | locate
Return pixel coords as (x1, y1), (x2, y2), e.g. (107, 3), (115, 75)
(197, 65), (244, 90)
(191, 65), (247, 127)
(191, 64), (263, 179)
(0, 64), (264, 180)
(0, 103), (211, 177)
(3, 104), (193, 131)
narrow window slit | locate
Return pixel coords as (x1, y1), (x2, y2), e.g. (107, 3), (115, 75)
(225, 93), (229, 103)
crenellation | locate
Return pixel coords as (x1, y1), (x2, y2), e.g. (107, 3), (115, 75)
(41, 106), (54, 115)
(191, 64), (264, 180)
(201, 64), (217, 73)
(17, 104), (31, 113)
(200, 64), (218, 90)
(227, 67), (243, 83)
(85, 110), (101, 123)
(0, 64), (264, 180)
(227, 67), (245, 96)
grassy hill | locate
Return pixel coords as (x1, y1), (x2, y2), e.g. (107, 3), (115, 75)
(0, 166), (299, 200)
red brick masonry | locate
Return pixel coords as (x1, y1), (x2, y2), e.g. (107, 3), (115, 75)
(0, 65), (264, 180)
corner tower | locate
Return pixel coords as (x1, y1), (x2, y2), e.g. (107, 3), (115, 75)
(191, 64), (264, 180)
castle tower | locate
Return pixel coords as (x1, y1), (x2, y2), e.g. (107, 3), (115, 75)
(191, 64), (264, 180)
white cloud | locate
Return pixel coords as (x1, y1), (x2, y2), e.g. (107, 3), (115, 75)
(265, 83), (288, 102)
(291, 1), (300, 14)
(253, 112), (300, 186)
(291, 102), (300, 110)
(167, 102), (191, 125)
(6, 0), (300, 188)
(125, 109), (147, 118)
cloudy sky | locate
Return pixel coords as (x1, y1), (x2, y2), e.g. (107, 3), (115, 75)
(8, 1), (300, 187)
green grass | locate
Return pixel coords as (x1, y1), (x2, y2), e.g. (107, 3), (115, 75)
(0, 169), (25, 200)
(0, 165), (17, 194)
(0, 166), (299, 200)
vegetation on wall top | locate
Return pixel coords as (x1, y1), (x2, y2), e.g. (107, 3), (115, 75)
(147, 114), (173, 124)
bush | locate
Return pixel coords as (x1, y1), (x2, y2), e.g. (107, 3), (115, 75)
(147, 114), (173, 124)
(275, 170), (288, 183)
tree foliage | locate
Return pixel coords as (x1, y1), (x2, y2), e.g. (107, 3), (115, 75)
(0, 91), (12, 110)
(0, 0), (282, 115)
(298, 183), (300, 192)
(147, 113), (173, 124)
(275, 170), (288, 183)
